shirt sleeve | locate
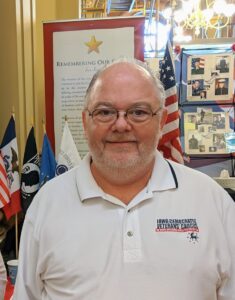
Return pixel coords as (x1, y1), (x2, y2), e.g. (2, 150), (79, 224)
(217, 196), (235, 300)
(12, 216), (43, 300)
(0, 251), (7, 300)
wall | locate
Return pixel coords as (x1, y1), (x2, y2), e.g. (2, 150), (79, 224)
(0, 0), (20, 150)
(0, 0), (78, 162)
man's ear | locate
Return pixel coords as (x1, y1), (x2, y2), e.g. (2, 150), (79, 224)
(160, 108), (168, 130)
(82, 110), (88, 139)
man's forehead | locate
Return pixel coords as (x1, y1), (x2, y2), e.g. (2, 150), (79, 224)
(101, 61), (151, 79)
(86, 61), (162, 108)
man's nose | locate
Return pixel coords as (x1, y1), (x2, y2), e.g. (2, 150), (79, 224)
(111, 112), (132, 132)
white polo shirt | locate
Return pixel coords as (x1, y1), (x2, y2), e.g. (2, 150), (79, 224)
(13, 151), (235, 300)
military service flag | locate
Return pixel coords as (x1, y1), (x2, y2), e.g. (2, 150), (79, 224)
(56, 121), (81, 175)
(21, 127), (40, 214)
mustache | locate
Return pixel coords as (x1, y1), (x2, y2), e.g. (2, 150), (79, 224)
(105, 135), (137, 143)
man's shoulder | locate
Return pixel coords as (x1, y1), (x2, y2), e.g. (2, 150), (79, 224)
(45, 166), (78, 189)
(168, 161), (235, 203)
(167, 160), (221, 186)
(27, 167), (79, 212)
(192, 68), (203, 74)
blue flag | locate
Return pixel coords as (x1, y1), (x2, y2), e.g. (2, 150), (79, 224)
(39, 134), (56, 188)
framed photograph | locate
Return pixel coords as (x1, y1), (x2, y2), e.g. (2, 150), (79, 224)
(216, 56), (229, 73)
(191, 57), (205, 75)
(181, 105), (234, 155)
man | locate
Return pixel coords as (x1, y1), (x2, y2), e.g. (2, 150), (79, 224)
(200, 90), (206, 99)
(213, 114), (225, 129)
(191, 58), (204, 75)
(13, 59), (235, 299)
(189, 134), (199, 149)
(217, 58), (229, 73)
(215, 79), (228, 95)
(192, 80), (202, 96)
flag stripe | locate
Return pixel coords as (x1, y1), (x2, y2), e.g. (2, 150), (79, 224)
(165, 111), (179, 125)
(3, 190), (21, 220)
(0, 192), (8, 207)
(0, 178), (10, 199)
(160, 128), (181, 144)
(158, 138), (183, 163)
(0, 165), (9, 191)
(165, 94), (178, 107)
(0, 153), (10, 208)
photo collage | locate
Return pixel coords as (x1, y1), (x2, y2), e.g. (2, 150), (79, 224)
(187, 53), (234, 102)
(184, 107), (233, 155)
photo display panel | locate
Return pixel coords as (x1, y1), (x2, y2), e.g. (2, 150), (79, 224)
(181, 105), (234, 155)
(180, 49), (234, 105)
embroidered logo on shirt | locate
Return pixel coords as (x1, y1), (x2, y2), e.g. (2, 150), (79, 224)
(155, 218), (199, 232)
(187, 232), (199, 243)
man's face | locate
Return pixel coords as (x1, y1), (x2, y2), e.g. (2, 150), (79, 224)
(82, 62), (167, 171)
(195, 61), (200, 68)
(194, 81), (200, 89)
(218, 82), (225, 88)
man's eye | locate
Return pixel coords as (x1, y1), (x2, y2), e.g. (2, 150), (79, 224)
(130, 109), (149, 116)
(95, 109), (115, 116)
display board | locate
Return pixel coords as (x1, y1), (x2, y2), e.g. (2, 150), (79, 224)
(180, 49), (234, 105)
(43, 17), (145, 155)
(181, 105), (234, 155)
(177, 45), (235, 175)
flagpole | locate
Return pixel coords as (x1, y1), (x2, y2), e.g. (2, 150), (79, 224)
(12, 108), (19, 259)
(42, 118), (46, 134)
(155, 0), (159, 56)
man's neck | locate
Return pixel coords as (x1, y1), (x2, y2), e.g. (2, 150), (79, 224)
(90, 160), (155, 205)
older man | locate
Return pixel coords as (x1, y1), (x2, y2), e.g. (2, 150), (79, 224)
(13, 59), (235, 300)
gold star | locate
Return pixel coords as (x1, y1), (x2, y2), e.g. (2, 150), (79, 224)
(85, 36), (103, 54)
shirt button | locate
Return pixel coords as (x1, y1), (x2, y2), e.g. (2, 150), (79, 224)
(127, 231), (134, 237)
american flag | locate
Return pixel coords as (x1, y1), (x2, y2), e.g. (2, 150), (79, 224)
(158, 38), (184, 164)
(199, 58), (205, 68)
(0, 152), (10, 208)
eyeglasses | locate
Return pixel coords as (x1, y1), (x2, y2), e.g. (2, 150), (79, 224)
(87, 106), (162, 124)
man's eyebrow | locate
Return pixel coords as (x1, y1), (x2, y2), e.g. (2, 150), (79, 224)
(92, 102), (114, 109)
(92, 101), (153, 109)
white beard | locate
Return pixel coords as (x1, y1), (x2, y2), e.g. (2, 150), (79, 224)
(88, 134), (161, 184)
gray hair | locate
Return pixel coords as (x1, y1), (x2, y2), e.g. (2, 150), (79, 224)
(84, 58), (165, 109)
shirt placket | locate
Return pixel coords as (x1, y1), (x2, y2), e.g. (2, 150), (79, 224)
(123, 208), (142, 263)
